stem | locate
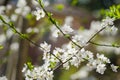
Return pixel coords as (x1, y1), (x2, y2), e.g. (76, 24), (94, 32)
(87, 27), (106, 43)
(90, 41), (120, 48)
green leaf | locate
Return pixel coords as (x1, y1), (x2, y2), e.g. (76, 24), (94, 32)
(112, 42), (119, 47)
(50, 61), (56, 68)
(27, 62), (34, 70)
(9, 22), (14, 27)
(71, 0), (79, 6)
(101, 4), (120, 19)
(65, 34), (70, 38)
(21, 34), (29, 39)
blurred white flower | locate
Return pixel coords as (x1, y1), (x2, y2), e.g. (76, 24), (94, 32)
(0, 76), (7, 80)
(15, 6), (31, 16)
(102, 17), (115, 26)
(0, 34), (6, 44)
(10, 14), (18, 22)
(26, 27), (39, 33)
(15, 0), (31, 17)
(40, 42), (51, 53)
(6, 4), (12, 10)
(111, 64), (119, 72)
(72, 35), (88, 47)
(61, 24), (73, 34)
(6, 29), (14, 39)
(32, 0), (50, 7)
(0, 6), (5, 14)
(90, 21), (102, 31)
(10, 42), (19, 51)
(22, 64), (28, 73)
(17, 0), (27, 7)
(33, 7), (45, 20)
(64, 16), (73, 26)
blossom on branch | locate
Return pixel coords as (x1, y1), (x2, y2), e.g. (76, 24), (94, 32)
(33, 7), (45, 20)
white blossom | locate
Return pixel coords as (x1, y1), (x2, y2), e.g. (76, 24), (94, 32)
(40, 42), (51, 53)
(17, 0), (27, 7)
(15, 0), (31, 16)
(50, 25), (60, 38)
(10, 42), (19, 51)
(110, 25), (118, 35)
(96, 63), (106, 74)
(61, 24), (73, 34)
(64, 16), (73, 26)
(26, 27), (39, 33)
(32, 0), (50, 7)
(0, 6), (6, 14)
(102, 17), (115, 27)
(90, 21), (102, 31)
(10, 14), (18, 22)
(22, 63), (53, 80)
(0, 34), (6, 44)
(111, 64), (119, 72)
(72, 35), (88, 47)
(87, 59), (98, 70)
(40, 42), (51, 60)
(22, 64), (28, 73)
(33, 7), (45, 20)
(97, 53), (110, 63)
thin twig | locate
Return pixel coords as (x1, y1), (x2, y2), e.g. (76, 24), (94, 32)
(90, 41), (120, 48)
(87, 27), (106, 43)
(0, 15), (62, 64)
(53, 48), (81, 71)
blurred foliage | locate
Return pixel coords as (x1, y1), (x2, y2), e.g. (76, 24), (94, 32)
(0, 45), (3, 49)
(67, 0), (103, 10)
(67, 0), (120, 11)
(54, 4), (64, 11)
(27, 62), (34, 70)
(101, 4), (120, 19)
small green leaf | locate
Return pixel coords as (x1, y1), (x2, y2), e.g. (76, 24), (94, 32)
(65, 34), (70, 38)
(50, 61), (56, 68)
(9, 22), (14, 28)
(27, 62), (34, 70)
(112, 42), (119, 47)
(21, 34), (29, 39)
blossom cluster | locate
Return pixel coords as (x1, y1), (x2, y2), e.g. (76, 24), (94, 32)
(21, 1), (120, 80)
(0, 0), (120, 80)
(22, 63), (53, 80)
(23, 39), (118, 80)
